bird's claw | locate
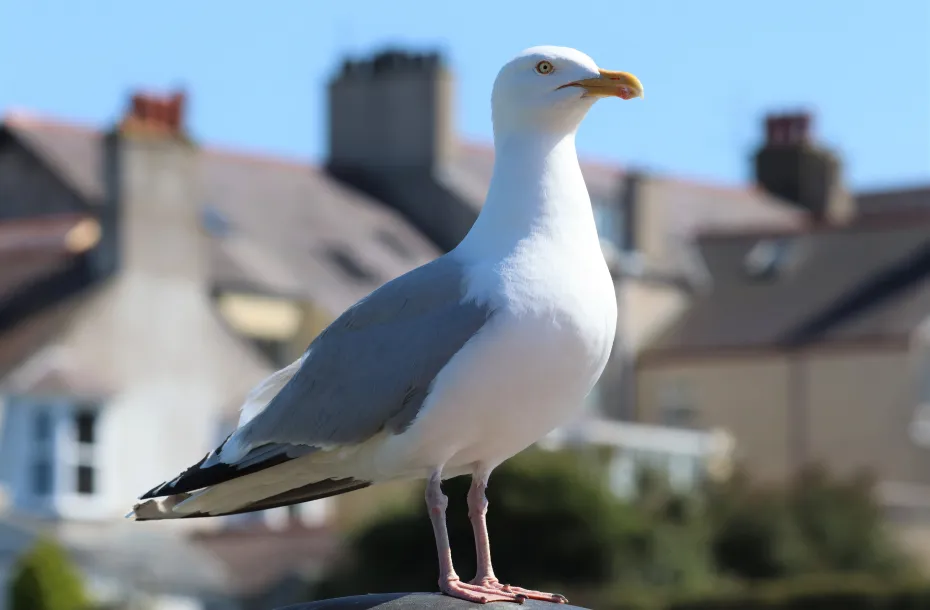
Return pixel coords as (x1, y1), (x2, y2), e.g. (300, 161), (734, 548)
(468, 577), (568, 604)
(441, 576), (527, 604)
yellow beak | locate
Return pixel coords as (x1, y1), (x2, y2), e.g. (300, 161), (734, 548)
(557, 69), (644, 100)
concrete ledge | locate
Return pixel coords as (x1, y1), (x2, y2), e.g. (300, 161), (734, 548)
(278, 592), (589, 609)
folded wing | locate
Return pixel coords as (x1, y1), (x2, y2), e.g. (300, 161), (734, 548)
(138, 255), (494, 501)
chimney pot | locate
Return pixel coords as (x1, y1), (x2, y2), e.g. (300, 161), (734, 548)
(120, 89), (187, 138)
(754, 111), (852, 223)
(765, 112), (812, 146)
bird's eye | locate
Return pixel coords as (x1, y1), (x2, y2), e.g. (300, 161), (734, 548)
(535, 60), (554, 75)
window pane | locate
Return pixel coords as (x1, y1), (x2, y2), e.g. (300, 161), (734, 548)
(593, 202), (626, 251)
(75, 411), (97, 444)
(32, 461), (52, 496)
(76, 465), (95, 494)
(34, 411), (51, 442)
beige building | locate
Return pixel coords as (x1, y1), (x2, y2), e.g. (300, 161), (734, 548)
(637, 222), (930, 488)
(636, 113), (930, 539)
(0, 50), (859, 605)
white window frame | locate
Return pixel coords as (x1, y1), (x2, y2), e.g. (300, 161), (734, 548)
(658, 379), (696, 429)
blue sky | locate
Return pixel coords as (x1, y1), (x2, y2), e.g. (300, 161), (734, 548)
(1, 0), (928, 191)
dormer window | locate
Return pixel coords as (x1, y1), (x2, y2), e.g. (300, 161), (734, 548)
(743, 238), (796, 280)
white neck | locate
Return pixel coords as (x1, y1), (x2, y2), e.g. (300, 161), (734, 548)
(455, 129), (598, 261)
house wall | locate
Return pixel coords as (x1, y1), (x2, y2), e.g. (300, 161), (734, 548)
(599, 278), (689, 420)
(0, 132), (273, 525)
(621, 280), (690, 354)
(636, 346), (930, 486)
(805, 348), (922, 483)
(637, 355), (793, 482)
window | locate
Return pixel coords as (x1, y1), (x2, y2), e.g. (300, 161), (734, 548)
(19, 399), (105, 512)
(34, 411), (51, 442)
(377, 230), (414, 260)
(593, 202), (626, 251)
(72, 407), (98, 495)
(659, 379), (696, 428)
(75, 411), (96, 444)
(583, 381), (604, 415)
(743, 238), (797, 280)
(32, 460), (52, 496)
(31, 410), (53, 497)
(76, 466), (94, 495)
(201, 205), (234, 237)
(326, 247), (379, 283)
(252, 337), (291, 369)
(910, 340), (930, 446)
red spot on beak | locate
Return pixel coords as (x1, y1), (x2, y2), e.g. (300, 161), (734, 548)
(617, 86), (636, 100)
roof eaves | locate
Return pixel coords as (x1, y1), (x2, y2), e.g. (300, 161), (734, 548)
(1, 123), (102, 207)
(780, 241), (930, 347)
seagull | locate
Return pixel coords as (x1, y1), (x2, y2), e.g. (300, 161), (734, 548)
(129, 45), (643, 604)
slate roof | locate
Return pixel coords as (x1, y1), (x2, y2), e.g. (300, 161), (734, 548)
(4, 111), (813, 310)
(3, 114), (442, 315)
(0, 214), (98, 379)
(645, 219), (930, 355)
(857, 184), (930, 219)
(447, 142), (805, 229)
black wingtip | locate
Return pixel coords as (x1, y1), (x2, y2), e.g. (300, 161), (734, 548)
(132, 478), (371, 521)
(137, 436), (320, 501)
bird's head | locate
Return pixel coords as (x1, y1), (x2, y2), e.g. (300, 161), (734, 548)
(491, 46), (643, 137)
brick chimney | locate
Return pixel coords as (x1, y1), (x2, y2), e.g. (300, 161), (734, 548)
(753, 112), (853, 223)
(117, 91), (188, 139)
(101, 89), (204, 280)
(326, 49), (454, 172)
(324, 49), (475, 252)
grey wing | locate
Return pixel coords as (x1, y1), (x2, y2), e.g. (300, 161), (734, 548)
(233, 253), (495, 450)
(137, 254), (495, 501)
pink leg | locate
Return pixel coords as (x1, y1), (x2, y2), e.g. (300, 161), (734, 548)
(425, 470), (522, 604)
(466, 469), (568, 604)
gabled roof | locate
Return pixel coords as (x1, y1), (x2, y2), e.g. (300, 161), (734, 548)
(446, 142), (805, 230)
(443, 143), (806, 282)
(644, 219), (930, 356)
(200, 148), (439, 313)
(857, 184), (930, 219)
(2, 109), (810, 318)
(441, 142), (626, 207)
(0, 215), (101, 380)
(3, 112), (106, 202)
(3, 113), (441, 316)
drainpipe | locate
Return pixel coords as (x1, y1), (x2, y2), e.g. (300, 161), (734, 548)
(615, 279), (636, 421)
(787, 349), (809, 474)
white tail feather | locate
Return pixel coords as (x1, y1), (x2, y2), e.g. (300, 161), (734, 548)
(172, 456), (325, 516)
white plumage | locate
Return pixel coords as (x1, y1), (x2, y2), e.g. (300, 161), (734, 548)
(130, 45), (642, 604)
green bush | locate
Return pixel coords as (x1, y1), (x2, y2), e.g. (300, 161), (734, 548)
(314, 448), (710, 602)
(703, 465), (912, 583)
(665, 575), (930, 610)
(314, 453), (917, 605)
(8, 536), (89, 610)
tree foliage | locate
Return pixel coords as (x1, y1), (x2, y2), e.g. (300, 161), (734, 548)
(314, 453), (915, 604)
(315, 448), (712, 601)
(705, 465), (910, 582)
(8, 536), (89, 610)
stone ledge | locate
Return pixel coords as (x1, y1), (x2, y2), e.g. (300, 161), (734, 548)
(278, 592), (589, 610)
